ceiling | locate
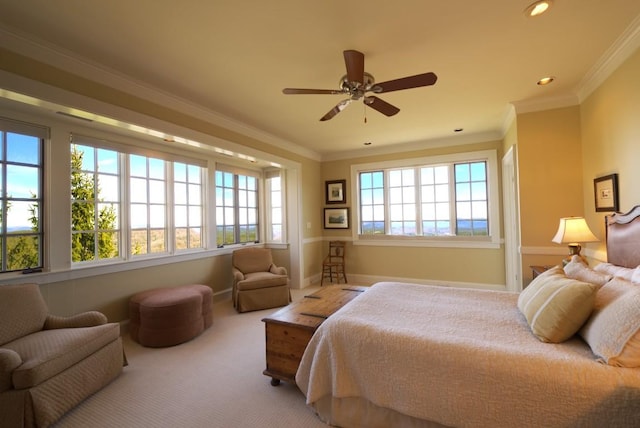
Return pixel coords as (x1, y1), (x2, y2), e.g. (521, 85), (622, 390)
(1, 0), (640, 161)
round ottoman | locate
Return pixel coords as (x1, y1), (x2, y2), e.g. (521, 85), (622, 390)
(129, 284), (213, 347)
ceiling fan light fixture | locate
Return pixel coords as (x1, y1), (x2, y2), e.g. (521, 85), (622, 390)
(537, 76), (555, 86)
(524, 0), (552, 18)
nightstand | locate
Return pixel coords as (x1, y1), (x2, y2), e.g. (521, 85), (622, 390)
(530, 265), (554, 279)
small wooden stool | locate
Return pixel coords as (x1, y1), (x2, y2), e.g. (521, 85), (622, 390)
(129, 284), (213, 347)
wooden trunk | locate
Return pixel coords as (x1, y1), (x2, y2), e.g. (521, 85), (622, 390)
(262, 285), (368, 385)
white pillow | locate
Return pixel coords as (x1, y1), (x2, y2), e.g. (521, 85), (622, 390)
(580, 277), (640, 367)
(594, 262), (637, 281)
(518, 266), (597, 343)
(563, 257), (612, 287)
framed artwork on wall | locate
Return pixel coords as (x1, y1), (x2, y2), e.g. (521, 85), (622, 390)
(594, 173), (619, 212)
(324, 208), (349, 229)
(325, 179), (346, 204)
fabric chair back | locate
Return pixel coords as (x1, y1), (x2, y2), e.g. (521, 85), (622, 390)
(0, 283), (49, 345)
(232, 247), (274, 274)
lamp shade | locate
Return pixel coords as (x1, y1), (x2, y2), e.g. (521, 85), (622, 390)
(551, 217), (598, 244)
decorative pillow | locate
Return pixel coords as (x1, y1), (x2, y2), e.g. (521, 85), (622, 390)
(518, 266), (597, 343)
(580, 277), (640, 367)
(563, 256), (612, 287)
(594, 262), (637, 281)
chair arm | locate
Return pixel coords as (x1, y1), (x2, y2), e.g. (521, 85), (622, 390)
(0, 348), (22, 392)
(232, 267), (245, 284)
(270, 264), (288, 276)
(44, 311), (108, 329)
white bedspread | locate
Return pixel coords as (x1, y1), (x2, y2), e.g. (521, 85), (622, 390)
(296, 282), (640, 427)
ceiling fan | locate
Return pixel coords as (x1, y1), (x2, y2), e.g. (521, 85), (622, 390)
(282, 49), (437, 121)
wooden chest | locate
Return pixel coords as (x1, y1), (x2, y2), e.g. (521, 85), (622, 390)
(261, 285), (368, 385)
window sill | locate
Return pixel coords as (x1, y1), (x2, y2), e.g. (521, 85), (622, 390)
(353, 236), (501, 249)
(0, 248), (223, 285)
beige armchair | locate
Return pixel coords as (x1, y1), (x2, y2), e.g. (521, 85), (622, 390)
(0, 283), (124, 427)
(232, 247), (291, 313)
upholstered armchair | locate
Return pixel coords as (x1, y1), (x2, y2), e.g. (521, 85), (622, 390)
(0, 283), (124, 427)
(232, 247), (291, 313)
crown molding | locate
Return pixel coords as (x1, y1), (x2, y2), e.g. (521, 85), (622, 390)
(510, 93), (580, 115)
(0, 25), (322, 163)
(509, 16), (640, 116)
(577, 14), (640, 103)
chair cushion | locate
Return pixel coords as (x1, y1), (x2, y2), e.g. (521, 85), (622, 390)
(0, 283), (48, 345)
(4, 323), (120, 389)
(237, 272), (289, 291)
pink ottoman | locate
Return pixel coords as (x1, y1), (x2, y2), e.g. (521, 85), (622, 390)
(129, 284), (213, 347)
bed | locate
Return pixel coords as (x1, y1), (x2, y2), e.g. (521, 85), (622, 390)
(296, 206), (640, 428)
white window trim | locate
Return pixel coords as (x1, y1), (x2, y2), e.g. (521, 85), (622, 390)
(350, 149), (501, 249)
(264, 169), (286, 244)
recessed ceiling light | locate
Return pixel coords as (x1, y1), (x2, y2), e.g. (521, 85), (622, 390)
(524, 0), (552, 17)
(537, 76), (555, 86)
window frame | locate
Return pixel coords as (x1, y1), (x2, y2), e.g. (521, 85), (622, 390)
(0, 118), (47, 273)
(70, 135), (208, 267)
(214, 165), (260, 247)
(351, 149), (500, 249)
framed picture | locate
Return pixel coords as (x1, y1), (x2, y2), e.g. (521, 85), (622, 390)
(324, 208), (349, 229)
(594, 173), (619, 212)
(325, 179), (346, 204)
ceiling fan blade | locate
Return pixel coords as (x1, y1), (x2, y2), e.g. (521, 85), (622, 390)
(283, 88), (344, 95)
(373, 72), (438, 93)
(343, 50), (365, 86)
(320, 99), (353, 121)
(364, 96), (400, 117)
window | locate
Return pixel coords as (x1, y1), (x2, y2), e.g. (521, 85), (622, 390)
(174, 162), (203, 250)
(130, 155), (167, 255)
(0, 119), (45, 272)
(0, 111), (286, 280)
(354, 150), (498, 247)
(71, 144), (120, 262)
(71, 136), (206, 264)
(215, 168), (259, 247)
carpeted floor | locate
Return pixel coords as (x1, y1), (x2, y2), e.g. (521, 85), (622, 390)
(54, 286), (329, 427)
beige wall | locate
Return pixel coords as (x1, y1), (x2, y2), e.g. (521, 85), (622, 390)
(516, 46), (640, 281)
(320, 141), (506, 287)
(580, 47), (640, 250)
(516, 105), (584, 280)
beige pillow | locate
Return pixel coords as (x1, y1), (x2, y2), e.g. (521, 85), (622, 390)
(580, 277), (640, 367)
(518, 266), (597, 343)
(563, 257), (612, 287)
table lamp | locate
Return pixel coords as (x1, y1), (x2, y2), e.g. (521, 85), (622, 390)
(551, 217), (598, 265)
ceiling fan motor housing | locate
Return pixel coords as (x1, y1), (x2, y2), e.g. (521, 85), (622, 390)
(340, 72), (376, 100)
